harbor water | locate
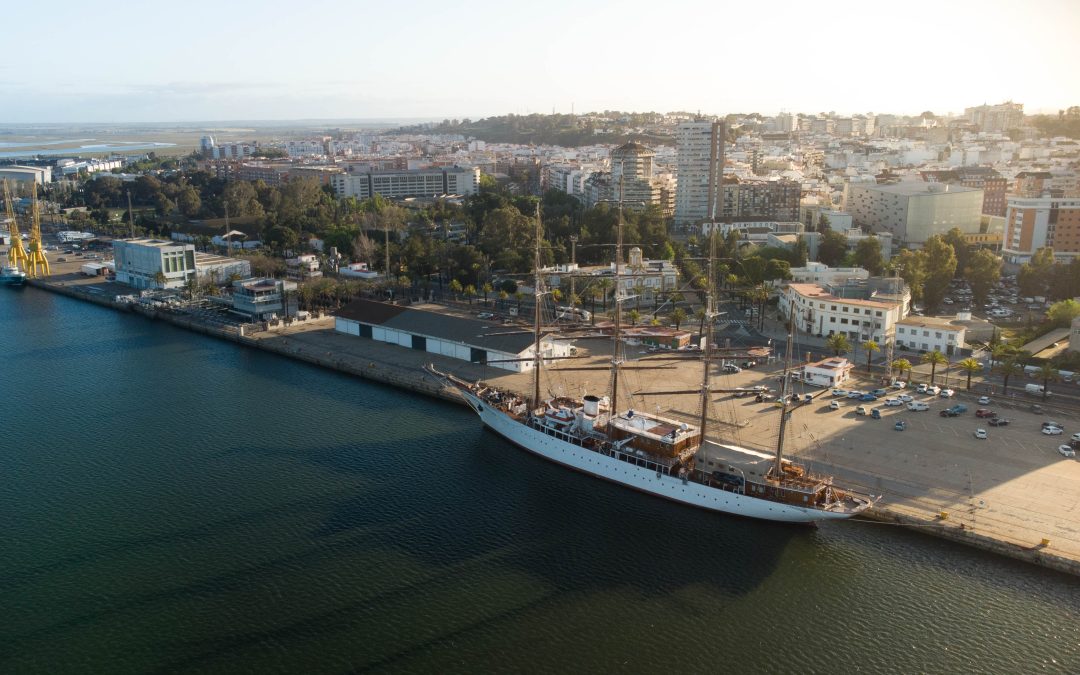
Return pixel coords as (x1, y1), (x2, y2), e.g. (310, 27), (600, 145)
(2, 287), (1078, 673)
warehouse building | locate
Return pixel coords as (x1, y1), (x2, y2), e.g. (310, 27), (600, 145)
(334, 299), (571, 372)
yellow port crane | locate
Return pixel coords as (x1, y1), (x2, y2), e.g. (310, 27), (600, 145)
(3, 179), (30, 271)
(24, 183), (49, 278)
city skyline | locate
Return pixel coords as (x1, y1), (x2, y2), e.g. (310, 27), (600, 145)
(2, 0), (1078, 123)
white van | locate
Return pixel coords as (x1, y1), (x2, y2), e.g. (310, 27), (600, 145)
(907, 401), (929, 411)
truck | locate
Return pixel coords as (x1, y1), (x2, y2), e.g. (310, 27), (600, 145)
(1025, 383), (1050, 396)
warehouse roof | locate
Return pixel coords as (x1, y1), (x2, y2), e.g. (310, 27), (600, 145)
(336, 299), (549, 355)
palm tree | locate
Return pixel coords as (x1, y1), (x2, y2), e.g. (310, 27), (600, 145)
(989, 343), (1012, 373)
(891, 358), (912, 381)
(696, 307), (707, 337)
(921, 350), (948, 385)
(481, 282), (493, 304)
(957, 357), (982, 390)
(826, 333), (851, 356)
(448, 278), (463, 300)
(1037, 362), (1060, 401)
(671, 307), (687, 330)
(627, 309), (641, 326)
(861, 340), (880, 373)
(996, 357), (1023, 394)
(153, 271), (167, 289)
(597, 278), (613, 312)
(464, 283), (477, 305)
(498, 289), (509, 310)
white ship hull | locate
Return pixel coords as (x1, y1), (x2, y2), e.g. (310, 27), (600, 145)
(460, 390), (857, 523)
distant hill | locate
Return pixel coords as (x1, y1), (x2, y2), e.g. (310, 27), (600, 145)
(408, 113), (674, 147)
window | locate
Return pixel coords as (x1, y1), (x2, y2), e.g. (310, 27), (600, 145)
(876, 311), (883, 317)
(923, 330), (930, 337)
(841, 318), (848, 325)
(935, 332), (942, 339)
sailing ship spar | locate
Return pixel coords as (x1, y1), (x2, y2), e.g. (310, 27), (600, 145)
(427, 202), (876, 523)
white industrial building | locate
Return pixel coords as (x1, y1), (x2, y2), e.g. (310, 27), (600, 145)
(0, 165), (51, 185)
(894, 316), (966, 356)
(843, 182), (983, 246)
(113, 238), (197, 290)
(334, 299), (571, 372)
(801, 357), (853, 388)
(788, 263), (869, 286)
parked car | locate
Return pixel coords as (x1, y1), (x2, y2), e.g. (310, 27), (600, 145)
(722, 363), (741, 373)
(884, 397), (903, 407)
(847, 391), (864, 399)
(940, 409), (961, 417)
(856, 405), (871, 416)
(892, 380), (907, 389)
(1070, 432), (1080, 442)
(1058, 445), (1077, 458)
(974, 429), (988, 439)
(802, 393), (814, 404)
(977, 396), (991, 405)
(832, 389), (848, 397)
(871, 408), (882, 419)
(894, 421), (907, 431)
(907, 402), (929, 411)
(898, 394), (914, 403)
(871, 388), (888, 397)
(1042, 426), (1063, 436)
(916, 384), (928, 393)
(927, 385), (941, 396)
(989, 417), (1010, 427)
(741, 361), (757, 368)
(975, 409), (996, 418)
(829, 400), (840, 410)
(860, 394), (878, 402)
(939, 389), (955, 398)
(477, 312), (494, 319)
(1042, 421), (1064, 430)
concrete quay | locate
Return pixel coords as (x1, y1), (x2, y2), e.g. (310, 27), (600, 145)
(23, 265), (1080, 577)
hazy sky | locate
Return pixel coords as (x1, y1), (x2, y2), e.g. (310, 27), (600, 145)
(3, 0), (1078, 123)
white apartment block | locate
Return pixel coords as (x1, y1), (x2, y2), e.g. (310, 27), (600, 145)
(843, 182), (982, 245)
(780, 283), (903, 343)
(285, 140), (327, 157)
(674, 120), (724, 225)
(331, 167), (480, 200)
(894, 316), (966, 356)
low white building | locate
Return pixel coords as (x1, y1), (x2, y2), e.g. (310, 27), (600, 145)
(894, 316), (966, 356)
(339, 262), (380, 280)
(334, 299), (571, 372)
(780, 282), (903, 343)
(802, 357), (854, 388)
(196, 252), (252, 284)
(113, 238), (196, 290)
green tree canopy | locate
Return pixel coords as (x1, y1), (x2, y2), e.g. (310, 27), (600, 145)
(965, 249), (1002, 305)
(817, 230), (848, 267)
(853, 236), (885, 276)
(1046, 299), (1080, 327)
(921, 235), (957, 313)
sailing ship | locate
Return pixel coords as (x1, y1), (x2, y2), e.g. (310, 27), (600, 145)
(428, 204), (876, 523)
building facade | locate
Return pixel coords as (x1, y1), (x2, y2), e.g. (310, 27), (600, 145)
(779, 282), (904, 344)
(844, 182), (983, 245)
(113, 238), (196, 290)
(231, 278), (299, 321)
(719, 178), (801, 222)
(894, 316), (966, 356)
(331, 167), (480, 200)
(610, 141), (661, 206)
(1002, 195), (1080, 262)
(674, 120), (725, 225)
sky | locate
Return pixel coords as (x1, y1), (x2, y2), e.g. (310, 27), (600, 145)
(2, 0), (1078, 123)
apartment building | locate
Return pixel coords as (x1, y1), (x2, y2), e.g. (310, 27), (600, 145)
(894, 316), (966, 356)
(331, 167), (480, 200)
(674, 120), (724, 225)
(719, 178), (801, 222)
(779, 282), (905, 343)
(1002, 195), (1080, 263)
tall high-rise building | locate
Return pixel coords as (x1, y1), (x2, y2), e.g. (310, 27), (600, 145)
(963, 101), (1024, 133)
(610, 141), (660, 206)
(674, 120), (725, 225)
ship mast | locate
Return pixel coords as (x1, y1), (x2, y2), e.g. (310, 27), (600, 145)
(772, 313), (796, 479)
(532, 202), (543, 410)
(608, 177), (625, 419)
(697, 229), (717, 440)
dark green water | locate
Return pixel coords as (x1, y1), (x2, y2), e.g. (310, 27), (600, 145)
(2, 287), (1078, 674)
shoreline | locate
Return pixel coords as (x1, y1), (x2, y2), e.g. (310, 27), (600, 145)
(23, 276), (1080, 578)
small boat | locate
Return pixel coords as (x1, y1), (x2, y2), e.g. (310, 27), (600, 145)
(1, 265), (26, 287)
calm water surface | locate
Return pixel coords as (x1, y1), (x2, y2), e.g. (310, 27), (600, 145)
(1, 287), (1078, 674)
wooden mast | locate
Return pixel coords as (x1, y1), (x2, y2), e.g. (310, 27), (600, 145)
(697, 229), (717, 441)
(608, 177), (625, 419)
(532, 202), (543, 410)
(773, 313), (796, 478)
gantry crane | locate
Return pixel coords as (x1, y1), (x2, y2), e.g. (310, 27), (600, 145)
(3, 179), (29, 272)
(24, 183), (49, 278)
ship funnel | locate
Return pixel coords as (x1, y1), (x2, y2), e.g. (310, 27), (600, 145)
(583, 395), (601, 416)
